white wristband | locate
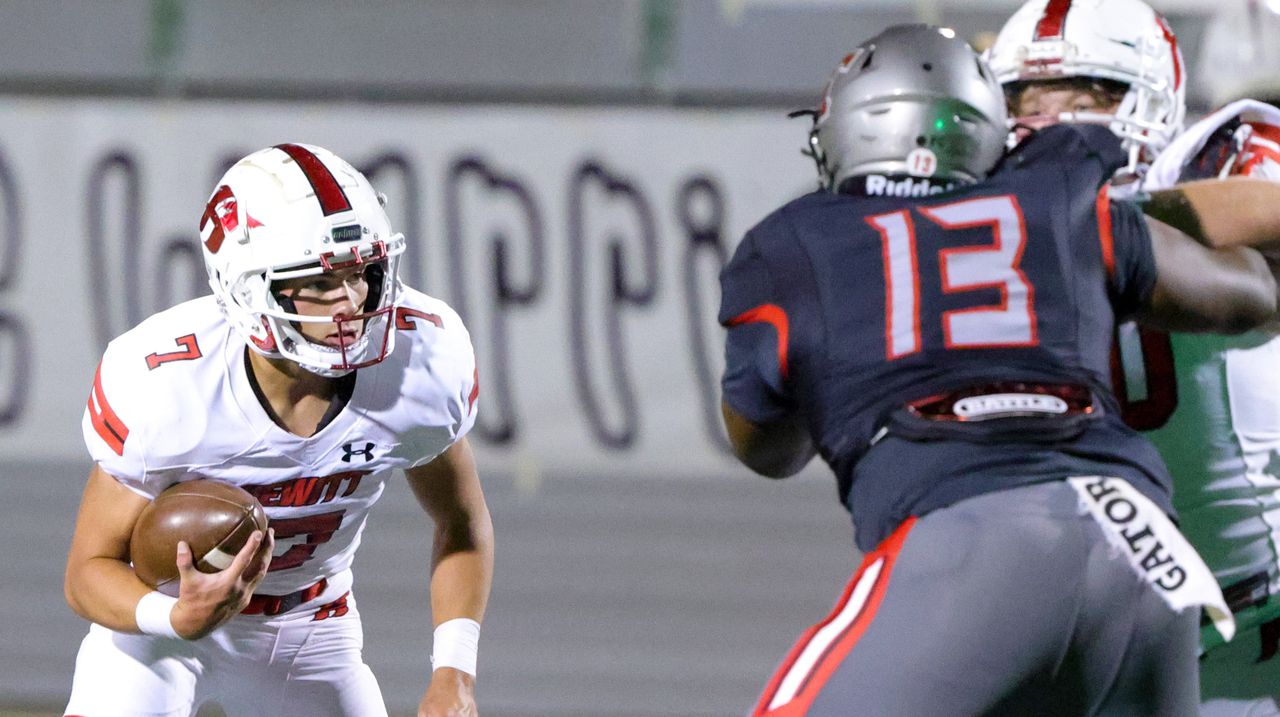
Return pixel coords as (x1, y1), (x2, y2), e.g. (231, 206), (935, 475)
(431, 617), (480, 676)
(134, 591), (180, 638)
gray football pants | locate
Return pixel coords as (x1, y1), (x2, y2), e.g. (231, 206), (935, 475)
(751, 480), (1200, 717)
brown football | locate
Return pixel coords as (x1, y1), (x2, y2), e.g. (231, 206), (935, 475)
(130, 479), (269, 596)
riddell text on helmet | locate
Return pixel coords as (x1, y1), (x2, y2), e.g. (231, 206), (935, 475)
(864, 174), (955, 197)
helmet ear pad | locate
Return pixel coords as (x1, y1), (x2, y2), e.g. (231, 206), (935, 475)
(266, 283), (308, 348)
(273, 288), (299, 317)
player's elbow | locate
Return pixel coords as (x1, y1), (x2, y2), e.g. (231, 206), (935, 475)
(732, 446), (813, 479)
(433, 502), (494, 557)
(1194, 283), (1278, 335)
(1222, 259), (1279, 333)
(1150, 244), (1279, 333)
(1231, 296), (1279, 334)
(63, 580), (77, 617)
(722, 402), (815, 479)
(63, 563), (90, 620)
(62, 554), (117, 623)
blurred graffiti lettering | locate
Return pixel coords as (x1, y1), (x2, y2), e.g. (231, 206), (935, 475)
(677, 175), (731, 454)
(360, 153), (424, 293)
(86, 152), (211, 351)
(0, 149), (27, 426)
(567, 160), (658, 450)
(85, 151), (144, 348)
(445, 157), (545, 444)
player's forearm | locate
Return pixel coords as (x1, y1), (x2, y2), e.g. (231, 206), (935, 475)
(1145, 178), (1280, 250)
(429, 511), (494, 624)
(65, 466), (158, 632)
(64, 556), (155, 633)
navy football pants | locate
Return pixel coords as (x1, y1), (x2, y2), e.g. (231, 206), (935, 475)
(751, 480), (1200, 717)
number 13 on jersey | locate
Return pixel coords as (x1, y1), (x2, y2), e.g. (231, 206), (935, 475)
(866, 195), (1037, 360)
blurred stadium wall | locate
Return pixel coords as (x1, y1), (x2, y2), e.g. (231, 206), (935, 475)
(0, 2), (1211, 715)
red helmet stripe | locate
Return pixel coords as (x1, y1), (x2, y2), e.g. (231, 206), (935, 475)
(1155, 14), (1182, 90)
(275, 143), (353, 216)
(1034, 0), (1073, 41)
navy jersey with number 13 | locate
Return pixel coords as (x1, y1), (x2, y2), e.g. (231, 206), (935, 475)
(720, 124), (1171, 551)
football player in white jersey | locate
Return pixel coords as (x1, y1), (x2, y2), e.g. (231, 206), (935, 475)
(989, 0), (1280, 712)
(62, 143), (492, 717)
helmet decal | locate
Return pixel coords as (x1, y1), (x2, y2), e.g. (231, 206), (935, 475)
(816, 50), (863, 124)
(199, 184), (237, 254)
(1034, 0), (1073, 41)
(906, 148), (939, 177)
(275, 143), (354, 216)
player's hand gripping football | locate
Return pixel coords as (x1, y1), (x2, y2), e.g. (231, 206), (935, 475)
(169, 528), (275, 640)
(419, 667), (477, 717)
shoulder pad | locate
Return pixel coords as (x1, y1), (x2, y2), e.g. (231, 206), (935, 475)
(390, 289), (477, 418)
(83, 298), (227, 486)
(749, 191), (832, 243)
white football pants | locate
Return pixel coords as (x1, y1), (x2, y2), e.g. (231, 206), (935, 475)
(63, 592), (388, 717)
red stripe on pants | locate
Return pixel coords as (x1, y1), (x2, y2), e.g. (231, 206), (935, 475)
(751, 517), (917, 717)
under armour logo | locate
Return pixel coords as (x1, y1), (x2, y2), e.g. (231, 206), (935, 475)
(341, 442), (375, 462)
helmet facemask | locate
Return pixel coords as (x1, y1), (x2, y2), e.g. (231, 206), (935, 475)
(256, 241), (405, 377)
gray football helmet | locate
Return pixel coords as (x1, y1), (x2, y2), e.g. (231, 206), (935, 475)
(807, 25), (1009, 191)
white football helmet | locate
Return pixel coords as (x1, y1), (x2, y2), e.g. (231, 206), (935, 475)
(986, 0), (1186, 173)
(1197, 1), (1280, 108)
(200, 143), (407, 377)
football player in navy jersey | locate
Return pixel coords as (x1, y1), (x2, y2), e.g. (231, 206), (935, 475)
(721, 25), (1280, 717)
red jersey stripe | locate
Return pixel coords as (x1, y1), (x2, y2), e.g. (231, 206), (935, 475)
(469, 365), (480, 414)
(87, 362), (128, 455)
(726, 304), (791, 380)
(1246, 122), (1280, 146)
(275, 143), (353, 216)
(1095, 187), (1116, 280)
